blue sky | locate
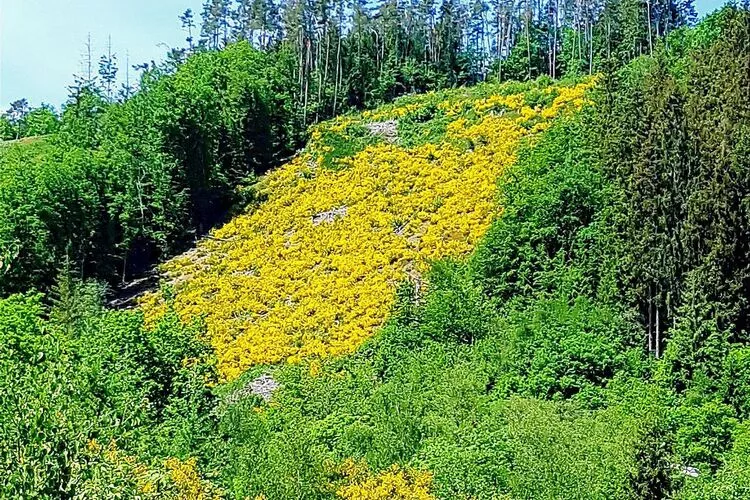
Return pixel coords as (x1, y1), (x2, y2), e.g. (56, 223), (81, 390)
(0, 0), (728, 110)
(1, 0), (203, 109)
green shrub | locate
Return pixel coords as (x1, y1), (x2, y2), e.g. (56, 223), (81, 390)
(0, 279), (217, 497)
(722, 347), (750, 418)
(0, 42), (302, 296)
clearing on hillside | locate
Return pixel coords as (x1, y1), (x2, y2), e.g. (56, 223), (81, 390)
(142, 78), (594, 381)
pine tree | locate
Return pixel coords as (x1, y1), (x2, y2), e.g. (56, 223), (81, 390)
(233, 0), (254, 43)
(69, 33), (98, 101)
(201, 0), (231, 49)
(180, 9), (197, 50)
(99, 36), (118, 102)
(5, 99), (29, 140)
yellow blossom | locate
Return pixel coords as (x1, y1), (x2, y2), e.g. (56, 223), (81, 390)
(165, 457), (224, 499)
(141, 78), (596, 381)
(336, 459), (434, 500)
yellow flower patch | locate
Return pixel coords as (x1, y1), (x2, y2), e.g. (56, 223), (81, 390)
(336, 459), (434, 500)
(141, 79), (595, 382)
(84, 440), (222, 498)
(165, 457), (224, 499)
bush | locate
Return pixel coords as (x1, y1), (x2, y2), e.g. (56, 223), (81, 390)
(498, 298), (641, 399)
(0, 279), (217, 497)
(722, 347), (750, 418)
(0, 42), (302, 296)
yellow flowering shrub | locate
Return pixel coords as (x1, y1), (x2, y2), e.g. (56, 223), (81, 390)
(165, 457), (224, 499)
(336, 459), (434, 500)
(83, 440), (223, 499)
(141, 78), (596, 381)
(84, 439), (158, 496)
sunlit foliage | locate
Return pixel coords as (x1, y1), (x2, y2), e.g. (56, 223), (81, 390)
(143, 79), (595, 381)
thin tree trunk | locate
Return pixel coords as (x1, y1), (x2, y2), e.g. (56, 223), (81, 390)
(526, 0), (532, 80)
(648, 285), (653, 354)
(588, 15), (593, 74)
(321, 27), (331, 120)
(298, 30), (305, 104)
(303, 39), (311, 124)
(656, 304), (661, 358)
(646, 0), (653, 55)
(333, 29), (342, 115)
(553, 0), (558, 78)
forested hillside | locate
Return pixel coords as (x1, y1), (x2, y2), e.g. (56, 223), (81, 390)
(0, 44), (300, 294)
(1, 0), (697, 293)
(3, 0), (750, 498)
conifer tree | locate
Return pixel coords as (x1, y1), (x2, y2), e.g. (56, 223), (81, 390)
(99, 36), (118, 102)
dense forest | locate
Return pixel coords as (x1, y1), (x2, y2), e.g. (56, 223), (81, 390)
(3, 0), (750, 498)
(5, 0), (698, 139)
(0, 0), (698, 294)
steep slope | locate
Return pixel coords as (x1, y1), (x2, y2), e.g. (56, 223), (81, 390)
(142, 79), (594, 381)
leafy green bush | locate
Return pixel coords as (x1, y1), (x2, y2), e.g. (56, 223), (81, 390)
(470, 116), (619, 305)
(722, 347), (750, 419)
(22, 105), (60, 137)
(498, 298), (641, 399)
(0, 42), (302, 295)
(0, 278), (217, 497)
(676, 421), (750, 499)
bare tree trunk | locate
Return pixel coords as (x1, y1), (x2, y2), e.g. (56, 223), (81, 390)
(502, 12), (513, 81)
(656, 304), (661, 358)
(588, 15), (593, 74)
(576, 0), (582, 69)
(315, 25), (324, 123)
(298, 30), (305, 105)
(648, 286), (653, 354)
(85, 33), (93, 83)
(552, 0), (558, 78)
(496, 7), (502, 78)
(646, 0), (653, 55)
(320, 26), (331, 121)
(303, 39), (311, 125)
(526, 0), (532, 80)
(333, 30), (342, 115)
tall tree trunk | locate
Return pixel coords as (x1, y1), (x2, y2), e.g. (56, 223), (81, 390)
(648, 285), (653, 354)
(303, 38), (311, 125)
(553, 0), (558, 78)
(646, 0), (654, 55)
(333, 29), (342, 115)
(526, 0), (532, 80)
(588, 15), (593, 74)
(321, 27), (331, 121)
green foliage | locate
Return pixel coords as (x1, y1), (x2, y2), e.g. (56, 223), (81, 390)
(471, 115), (621, 305)
(0, 278), (217, 497)
(677, 421), (750, 499)
(502, 298), (641, 399)
(672, 400), (737, 470)
(313, 121), (381, 170)
(0, 42), (303, 296)
(396, 104), (452, 148)
(599, 6), (750, 391)
(500, 24), (553, 82)
(0, 115), (15, 140)
(419, 260), (493, 345)
(5, 7), (750, 498)
(722, 347), (750, 419)
(22, 105), (60, 136)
